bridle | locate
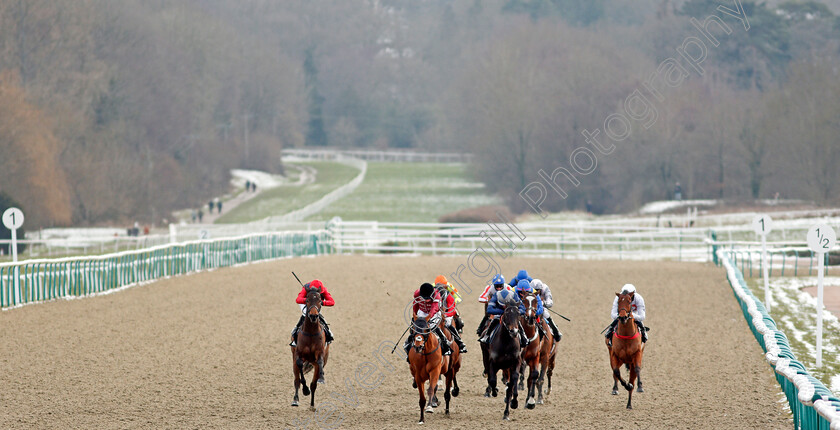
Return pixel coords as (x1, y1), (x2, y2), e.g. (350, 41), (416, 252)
(502, 306), (520, 338)
(522, 294), (537, 325)
(304, 290), (322, 323)
(614, 294), (639, 340)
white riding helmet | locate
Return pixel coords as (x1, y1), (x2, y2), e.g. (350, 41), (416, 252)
(530, 279), (545, 290)
(621, 284), (636, 294)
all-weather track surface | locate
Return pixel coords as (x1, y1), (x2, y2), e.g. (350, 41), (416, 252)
(0, 256), (791, 429)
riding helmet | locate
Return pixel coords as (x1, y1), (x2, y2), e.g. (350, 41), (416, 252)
(621, 284), (636, 294)
(492, 274), (505, 286)
(419, 282), (434, 298)
(309, 279), (323, 290)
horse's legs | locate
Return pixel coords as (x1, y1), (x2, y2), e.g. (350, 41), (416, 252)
(317, 356), (326, 384)
(309, 362), (319, 411)
(296, 357), (310, 397)
(452, 373), (460, 397)
(510, 365), (520, 411)
(518, 360), (526, 391)
(417, 378), (426, 424)
(636, 365), (643, 393)
(627, 364), (637, 409)
(503, 371), (512, 421)
(292, 357), (300, 407)
(526, 359), (539, 409)
(444, 373), (452, 415)
(426, 368), (440, 414)
(487, 363), (498, 398)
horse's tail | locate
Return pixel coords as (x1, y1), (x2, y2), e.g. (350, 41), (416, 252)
(302, 362), (314, 375)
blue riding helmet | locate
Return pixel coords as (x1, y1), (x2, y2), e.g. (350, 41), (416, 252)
(516, 270), (529, 281)
(492, 274), (505, 286)
(515, 279), (533, 295)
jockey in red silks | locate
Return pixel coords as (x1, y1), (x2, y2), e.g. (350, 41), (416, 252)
(290, 279), (335, 347)
(434, 275), (467, 354)
(403, 282), (453, 359)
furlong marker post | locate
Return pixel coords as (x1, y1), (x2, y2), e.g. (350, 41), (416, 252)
(807, 224), (836, 368)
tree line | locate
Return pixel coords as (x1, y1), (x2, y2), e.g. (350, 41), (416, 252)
(0, 0), (838, 228)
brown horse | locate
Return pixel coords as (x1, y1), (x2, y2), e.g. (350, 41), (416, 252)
(291, 288), (330, 410)
(518, 293), (542, 410)
(607, 292), (644, 409)
(536, 315), (556, 404)
(408, 318), (443, 424)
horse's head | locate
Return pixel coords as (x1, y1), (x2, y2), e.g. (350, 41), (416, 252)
(305, 287), (322, 322)
(522, 293), (537, 324)
(502, 305), (520, 337)
(616, 292), (634, 324)
(412, 318), (430, 353)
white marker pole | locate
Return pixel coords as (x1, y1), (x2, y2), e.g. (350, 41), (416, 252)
(753, 215), (773, 312)
(3, 207), (25, 304)
(808, 224), (836, 368)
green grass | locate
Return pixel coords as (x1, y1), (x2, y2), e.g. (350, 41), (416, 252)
(215, 161), (361, 224)
(309, 162), (501, 223)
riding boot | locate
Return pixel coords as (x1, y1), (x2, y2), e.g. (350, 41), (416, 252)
(289, 315), (305, 347)
(518, 322), (530, 347)
(404, 333), (412, 362)
(436, 327), (452, 356)
(480, 318), (499, 344)
(476, 314), (489, 336)
(319, 314), (334, 344)
(604, 319), (618, 347)
(448, 326), (468, 353)
(636, 320), (648, 343)
(546, 315), (562, 342)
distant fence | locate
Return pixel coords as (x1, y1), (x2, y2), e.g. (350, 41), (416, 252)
(0, 230), (332, 309)
(718, 250), (840, 429)
(282, 148), (473, 164)
(329, 219), (713, 261)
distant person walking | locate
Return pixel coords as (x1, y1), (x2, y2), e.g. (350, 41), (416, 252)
(251, 182), (257, 192)
(674, 182), (682, 201)
(208, 200), (214, 214)
(217, 200), (223, 213)
(191, 210), (197, 223)
(245, 180), (251, 191)
(198, 209), (204, 222)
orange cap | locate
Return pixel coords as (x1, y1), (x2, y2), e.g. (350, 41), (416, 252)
(434, 275), (448, 285)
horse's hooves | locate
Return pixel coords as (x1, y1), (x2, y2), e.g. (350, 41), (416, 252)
(418, 420), (424, 425)
(492, 389), (498, 398)
(627, 384), (634, 392)
(637, 386), (644, 393)
(537, 399), (544, 405)
(511, 399), (518, 409)
(291, 400), (299, 407)
(526, 403), (535, 410)
(412, 381), (417, 388)
(545, 388), (551, 396)
(302, 386), (310, 396)
(452, 387), (459, 397)
(425, 406), (434, 413)
(611, 390), (618, 395)
(627, 405), (633, 410)
(309, 406), (316, 412)
(445, 410), (450, 415)
(318, 377), (325, 384)
(503, 415), (510, 421)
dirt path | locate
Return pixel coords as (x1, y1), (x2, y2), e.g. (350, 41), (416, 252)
(0, 257), (790, 429)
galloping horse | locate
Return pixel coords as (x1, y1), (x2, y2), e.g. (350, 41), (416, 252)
(291, 287), (330, 410)
(518, 293), (542, 410)
(486, 305), (522, 420)
(607, 291), (644, 409)
(408, 318), (444, 424)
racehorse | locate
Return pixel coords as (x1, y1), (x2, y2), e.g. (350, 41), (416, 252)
(486, 305), (522, 420)
(536, 315), (557, 405)
(517, 293), (542, 410)
(607, 292), (644, 409)
(291, 287), (330, 410)
(408, 318), (444, 424)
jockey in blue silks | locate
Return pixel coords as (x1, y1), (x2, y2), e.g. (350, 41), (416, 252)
(514, 279), (548, 340)
(508, 269), (533, 288)
(479, 287), (530, 347)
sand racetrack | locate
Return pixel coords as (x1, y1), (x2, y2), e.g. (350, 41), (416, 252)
(0, 256), (791, 429)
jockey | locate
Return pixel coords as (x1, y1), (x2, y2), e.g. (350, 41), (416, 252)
(531, 279), (562, 342)
(508, 269), (532, 288)
(514, 280), (548, 340)
(434, 275), (467, 354)
(290, 279), (335, 347)
(479, 287), (530, 347)
(477, 274), (510, 335)
(605, 284), (648, 346)
(404, 283), (454, 359)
